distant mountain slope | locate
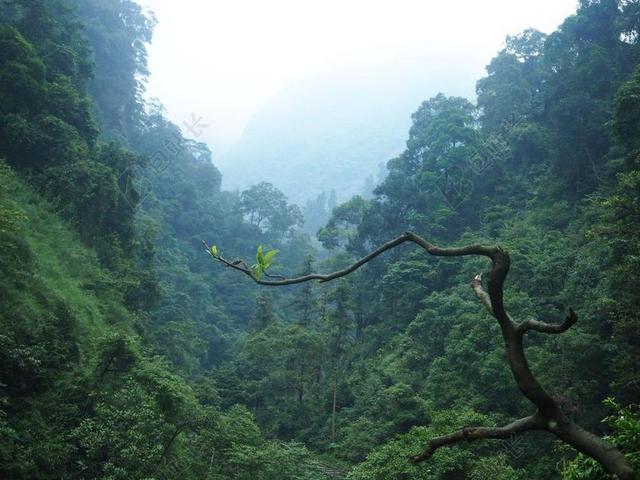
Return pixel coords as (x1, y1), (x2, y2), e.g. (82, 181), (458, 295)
(218, 56), (479, 204)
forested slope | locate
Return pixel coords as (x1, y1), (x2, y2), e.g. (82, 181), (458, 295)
(0, 0), (639, 479)
(211, 1), (640, 478)
(0, 1), (326, 479)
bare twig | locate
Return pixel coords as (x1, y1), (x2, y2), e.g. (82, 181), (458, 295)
(206, 231), (497, 287)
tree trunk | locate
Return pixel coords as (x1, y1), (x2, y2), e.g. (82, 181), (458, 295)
(331, 367), (338, 443)
(298, 359), (305, 406)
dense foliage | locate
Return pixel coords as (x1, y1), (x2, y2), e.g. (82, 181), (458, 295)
(0, 0), (639, 479)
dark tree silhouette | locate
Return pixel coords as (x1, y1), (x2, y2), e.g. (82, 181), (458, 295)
(206, 231), (635, 479)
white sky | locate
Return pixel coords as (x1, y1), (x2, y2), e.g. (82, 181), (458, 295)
(141, 0), (578, 153)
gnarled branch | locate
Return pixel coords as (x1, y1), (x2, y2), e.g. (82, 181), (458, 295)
(209, 233), (413, 285)
(409, 414), (543, 463)
(517, 308), (578, 335)
(206, 232), (498, 287)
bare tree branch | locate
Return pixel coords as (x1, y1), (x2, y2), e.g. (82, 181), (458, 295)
(410, 414), (543, 463)
(206, 231), (498, 286)
(471, 273), (493, 314)
(517, 308), (578, 335)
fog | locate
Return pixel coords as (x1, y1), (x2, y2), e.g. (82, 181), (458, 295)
(142, 0), (578, 199)
(143, 0), (577, 145)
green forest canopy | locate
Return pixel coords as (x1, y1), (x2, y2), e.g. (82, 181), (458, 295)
(0, 0), (639, 479)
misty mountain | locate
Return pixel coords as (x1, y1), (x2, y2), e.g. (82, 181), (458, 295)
(217, 56), (479, 204)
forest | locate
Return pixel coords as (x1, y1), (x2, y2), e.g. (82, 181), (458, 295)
(0, 0), (639, 479)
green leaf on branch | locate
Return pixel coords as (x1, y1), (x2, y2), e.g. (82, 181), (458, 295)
(263, 249), (279, 268)
(251, 245), (279, 278)
(256, 245), (265, 266)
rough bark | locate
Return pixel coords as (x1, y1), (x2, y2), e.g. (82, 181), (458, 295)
(206, 232), (636, 479)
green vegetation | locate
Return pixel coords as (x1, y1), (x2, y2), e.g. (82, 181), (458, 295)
(1, 0), (639, 479)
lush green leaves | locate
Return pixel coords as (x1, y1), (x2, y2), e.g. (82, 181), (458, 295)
(251, 244), (280, 278)
(2, 1), (640, 479)
(564, 399), (640, 479)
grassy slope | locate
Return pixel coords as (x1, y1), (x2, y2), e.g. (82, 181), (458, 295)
(0, 160), (135, 376)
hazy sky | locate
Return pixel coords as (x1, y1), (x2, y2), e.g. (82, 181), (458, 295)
(141, 0), (578, 153)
